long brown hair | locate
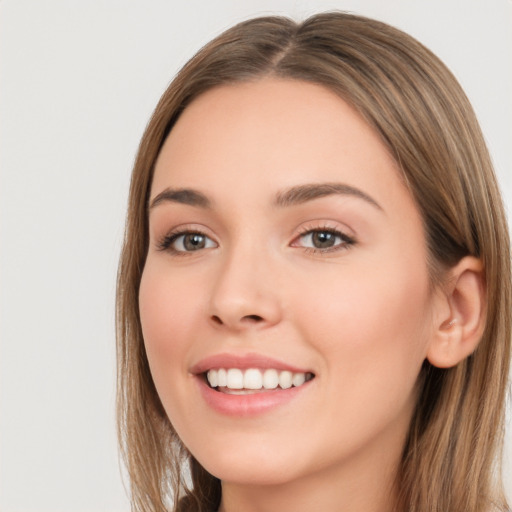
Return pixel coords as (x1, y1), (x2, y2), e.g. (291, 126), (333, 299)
(116, 12), (511, 512)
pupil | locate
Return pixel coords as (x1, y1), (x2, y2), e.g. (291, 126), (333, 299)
(184, 234), (205, 250)
(312, 231), (335, 248)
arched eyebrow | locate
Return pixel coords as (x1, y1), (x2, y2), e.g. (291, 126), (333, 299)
(149, 182), (382, 212)
(149, 188), (211, 210)
(274, 183), (383, 211)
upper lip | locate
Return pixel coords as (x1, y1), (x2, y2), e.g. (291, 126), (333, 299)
(190, 352), (312, 375)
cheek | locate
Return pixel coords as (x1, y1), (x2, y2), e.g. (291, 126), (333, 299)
(138, 261), (211, 436)
(285, 265), (433, 461)
(139, 262), (201, 377)
(291, 255), (433, 401)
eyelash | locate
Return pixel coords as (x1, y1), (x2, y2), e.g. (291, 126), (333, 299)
(157, 227), (215, 255)
(294, 225), (356, 254)
(156, 226), (356, 255)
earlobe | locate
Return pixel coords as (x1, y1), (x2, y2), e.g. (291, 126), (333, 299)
(426, 256), (486, 369)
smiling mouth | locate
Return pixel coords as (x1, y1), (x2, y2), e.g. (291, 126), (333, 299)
(205, 368), (315, 394)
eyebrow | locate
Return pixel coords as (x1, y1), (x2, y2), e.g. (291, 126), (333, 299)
(149, 188), (211, 210)
(274, 182), (383, 211)
(149, 182), (382, 212)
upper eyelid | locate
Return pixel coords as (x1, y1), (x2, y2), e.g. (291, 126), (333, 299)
(155, 223), (214, 239)
(155, 225), (217, 250)
(294, 220), (355, 238)
(154, 221), (356, 249)
(293, 227), (354, 244)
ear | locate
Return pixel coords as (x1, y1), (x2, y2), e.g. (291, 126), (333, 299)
(427, 256), (486, 368)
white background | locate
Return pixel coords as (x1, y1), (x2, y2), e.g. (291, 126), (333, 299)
(1, 1), (511, 511)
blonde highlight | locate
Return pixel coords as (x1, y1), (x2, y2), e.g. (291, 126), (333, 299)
(116, 12), (511, 511)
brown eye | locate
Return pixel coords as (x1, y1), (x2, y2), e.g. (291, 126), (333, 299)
(296, 229), (354, 252)
(182, 234), (207, 250)
(168, 232), (217, 252)
(311, 231), (337, 248)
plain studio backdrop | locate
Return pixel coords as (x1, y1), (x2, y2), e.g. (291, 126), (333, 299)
(0, 1), (511, 511)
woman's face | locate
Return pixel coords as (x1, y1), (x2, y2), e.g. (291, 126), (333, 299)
(139, 79), (439, 488)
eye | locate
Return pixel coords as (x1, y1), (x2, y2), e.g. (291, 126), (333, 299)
(159, 231), (217, 253)
(294, 228), (355, 252)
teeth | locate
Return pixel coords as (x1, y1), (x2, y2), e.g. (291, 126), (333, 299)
(217, 368), (227, 387)
(244, 368), (263, 389)
(208, 369), (218, 388)
(226, 368), (243, 389)
(292, 372), (306, 387)
(206, 368), (312, 391)
(262, 369), (279, 389)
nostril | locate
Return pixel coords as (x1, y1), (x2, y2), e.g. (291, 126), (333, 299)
(209, 313), (265, 327)
(211, 315), (223, 325)
(243, 314), (264, 322)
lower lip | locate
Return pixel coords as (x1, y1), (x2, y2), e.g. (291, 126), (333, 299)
(196, 377), (312, 417)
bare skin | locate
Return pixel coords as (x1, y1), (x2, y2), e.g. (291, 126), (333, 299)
(139, 79), (480, 512)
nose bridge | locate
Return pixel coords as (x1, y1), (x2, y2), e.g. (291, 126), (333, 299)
(208, 233), (281, 329)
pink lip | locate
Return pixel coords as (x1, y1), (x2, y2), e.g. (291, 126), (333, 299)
(195, 376), (313, 417)
(190, 352), (314, 417)
(190, 352), (311, 374)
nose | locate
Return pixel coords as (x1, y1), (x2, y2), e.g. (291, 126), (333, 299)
(208, 244), (282, 331)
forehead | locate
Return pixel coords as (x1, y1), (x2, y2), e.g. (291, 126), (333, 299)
(151, 78), (411, 214)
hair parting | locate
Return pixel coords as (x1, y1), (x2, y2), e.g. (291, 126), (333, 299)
(116, 12), (511, 512)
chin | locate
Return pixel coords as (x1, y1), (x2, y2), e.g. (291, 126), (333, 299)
(195, 444), (305, 486)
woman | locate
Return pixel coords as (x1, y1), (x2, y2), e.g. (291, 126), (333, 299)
(116, 12), (511, 512)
